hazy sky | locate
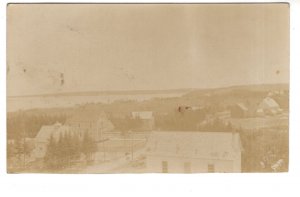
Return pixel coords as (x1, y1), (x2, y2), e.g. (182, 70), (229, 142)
(7, 4), (289, 96)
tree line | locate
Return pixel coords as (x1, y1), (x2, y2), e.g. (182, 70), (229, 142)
(44, 131), (98, 170)
(7, 112), (67, 139)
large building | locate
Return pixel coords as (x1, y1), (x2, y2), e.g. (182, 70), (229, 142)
(256, 97), (282, 116)
(65, 110), (115, 142)
(33, 122), (70, 158)
(33, 110), (115, 159)
(145, 131), (242, 173)
(231, 103), (249, 118)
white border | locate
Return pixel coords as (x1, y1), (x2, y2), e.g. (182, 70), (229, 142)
(1, 1), (300, 197)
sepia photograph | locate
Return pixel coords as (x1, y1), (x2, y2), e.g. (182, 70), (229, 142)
(6, 3), (289, 173)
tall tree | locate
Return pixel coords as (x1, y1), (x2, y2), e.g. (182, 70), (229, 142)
(81, 132), (97, 163)
(44, 134), (57, 169)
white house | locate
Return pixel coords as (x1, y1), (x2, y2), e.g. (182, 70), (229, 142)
(145, 131), (242, 173)
(256, 97), (282, 116)
(33, 122), (71, 159)
(33, 111), (115, 160)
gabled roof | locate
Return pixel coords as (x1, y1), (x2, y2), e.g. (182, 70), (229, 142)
(259, 97), (280, 109)
(35, 122), (70, 143)
(132, 111), (153, 120)
(236, 103), (248, 111)
(146, 131), (241, 160)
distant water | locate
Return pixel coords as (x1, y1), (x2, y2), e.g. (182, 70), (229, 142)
(7, 93), (185, 112)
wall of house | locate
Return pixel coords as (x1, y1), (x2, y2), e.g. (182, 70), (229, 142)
(33, 142), (47, 159)
(233, 151), (241, 172)
(146, 154), (241, 173)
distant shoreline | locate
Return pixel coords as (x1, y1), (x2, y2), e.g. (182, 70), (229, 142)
(7, 83), (289, 98)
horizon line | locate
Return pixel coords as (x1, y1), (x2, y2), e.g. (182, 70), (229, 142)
(7, 82), (289, 98)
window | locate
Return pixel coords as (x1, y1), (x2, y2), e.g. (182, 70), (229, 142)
(208, 164), (215, 173)
(184, 162), (191, 173)
(162, 161), (168, 173)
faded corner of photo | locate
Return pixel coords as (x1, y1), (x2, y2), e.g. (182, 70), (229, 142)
(6, 3), (289, 174)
